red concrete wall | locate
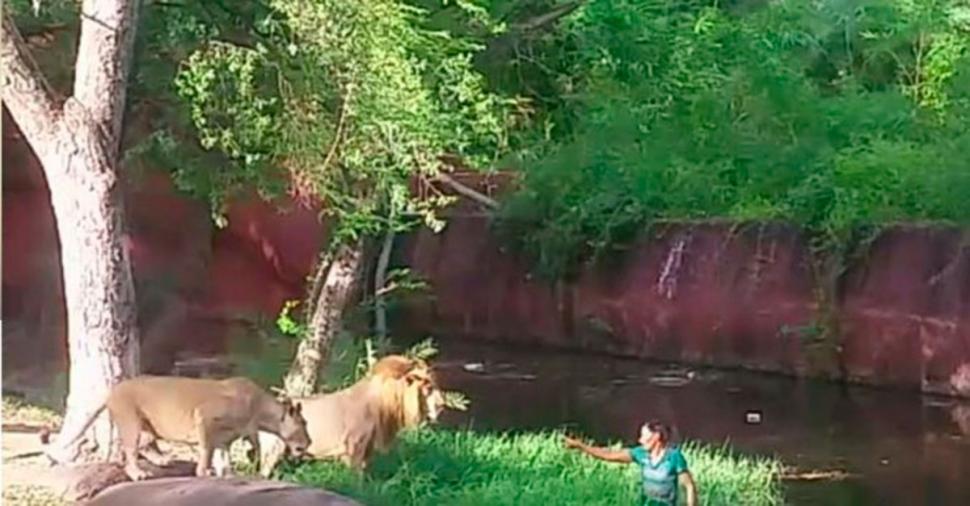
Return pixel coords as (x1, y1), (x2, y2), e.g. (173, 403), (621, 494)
(401, 217), (970, 398)
(2, 108), (325, 388)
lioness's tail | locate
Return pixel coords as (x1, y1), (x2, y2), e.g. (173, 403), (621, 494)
(42, 402), (108, 463)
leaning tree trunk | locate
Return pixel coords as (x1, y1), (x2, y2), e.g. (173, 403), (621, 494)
(283, 238), (366, 397)
(373, 230), (395, 339)
(1, 1), (141, 464)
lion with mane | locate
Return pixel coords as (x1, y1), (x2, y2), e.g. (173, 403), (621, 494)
(258, 354), (445, 475)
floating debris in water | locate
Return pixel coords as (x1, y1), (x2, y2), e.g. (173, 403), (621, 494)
(648, 375), (691, 387)
(493, 373), (538, 381)
(745, 410), (763, 424)
(463, 362), (486, 373)
(780, 467), (855, 481)
(647, 366), (695, 387)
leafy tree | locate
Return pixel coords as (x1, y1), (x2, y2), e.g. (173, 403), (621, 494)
(167, 0), (518, 395)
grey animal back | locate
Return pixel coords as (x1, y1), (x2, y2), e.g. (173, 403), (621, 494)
(82, 477), (364, 506)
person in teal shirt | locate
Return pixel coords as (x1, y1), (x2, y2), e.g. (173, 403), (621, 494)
(564, 421), (698, 506)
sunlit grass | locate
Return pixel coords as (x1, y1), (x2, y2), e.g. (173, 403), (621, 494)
(279, 429), (784, 506)
(1, 396), (62, 427)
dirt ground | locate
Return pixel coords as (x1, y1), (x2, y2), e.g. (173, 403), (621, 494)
(2, 398), (68, 505)
(2, 396), (260, 505)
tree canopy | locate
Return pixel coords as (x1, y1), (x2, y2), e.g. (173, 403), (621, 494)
(13, 0), (970, 278)
(492, 0), (970, 279)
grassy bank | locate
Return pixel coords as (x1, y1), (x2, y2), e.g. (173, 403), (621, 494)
(279, 429), (784, 506)
(1, 395), (783, 505)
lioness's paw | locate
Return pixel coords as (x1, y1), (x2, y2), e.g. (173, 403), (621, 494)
(125, 465), (151, 481)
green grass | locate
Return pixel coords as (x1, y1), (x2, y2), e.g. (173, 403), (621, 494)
(279, 429), (784, 506)
(1, 396), (63, 427)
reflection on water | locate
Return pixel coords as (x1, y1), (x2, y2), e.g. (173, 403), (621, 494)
(429, 340), (970, 506)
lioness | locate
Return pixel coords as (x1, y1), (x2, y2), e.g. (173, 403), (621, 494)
(52, 376), (310, 480)
(257, 355), (445, 476)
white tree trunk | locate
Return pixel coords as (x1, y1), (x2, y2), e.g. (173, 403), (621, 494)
(283, 239), (365, 397)
(72, 0), (140, 156)
(2, 1), (142, 463)
(44, 100), (140, 462)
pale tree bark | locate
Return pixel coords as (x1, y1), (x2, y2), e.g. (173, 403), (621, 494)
(1, 1), (141, 464)
(278, 171), (501, 396)
(282, 239), (366, 397)
(72, 0), (140, 156)
(435, 172), (499, 209)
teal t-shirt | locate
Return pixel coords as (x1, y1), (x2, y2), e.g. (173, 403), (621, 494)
(628, 446), (689, 506)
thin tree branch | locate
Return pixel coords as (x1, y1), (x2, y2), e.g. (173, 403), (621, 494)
(72, 0), (142, 155)
(321, 86), (353, 174)
(434, 172), (499, 209)
(1, 13), (61, 146)
(373, 229), (395, 339)
(512, 1), (584, 32)
(19, 22), (71, 39)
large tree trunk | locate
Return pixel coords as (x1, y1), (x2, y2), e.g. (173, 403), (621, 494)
(1, 1), (142, 464)
(283, 239), (366, 397)
(45, 101), (141, 463)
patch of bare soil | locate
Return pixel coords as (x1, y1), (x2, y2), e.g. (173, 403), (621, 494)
(3, 421), (67, 506)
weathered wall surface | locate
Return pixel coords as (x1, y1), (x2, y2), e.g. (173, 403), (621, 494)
(400, 215), (970, 398)
(2, 108), (324, 391)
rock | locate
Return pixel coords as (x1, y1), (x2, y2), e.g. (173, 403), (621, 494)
(55, 460), (198, 502)
(951, 404), (970, 436)
(173, 356), (234, 378)
(81, 477), (364, 506)
(52, 463), (129, 502)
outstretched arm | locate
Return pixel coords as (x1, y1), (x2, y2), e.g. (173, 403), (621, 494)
(563, 436), (633, 463)
(679, 471), (698, 506)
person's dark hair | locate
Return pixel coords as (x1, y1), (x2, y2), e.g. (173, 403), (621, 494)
(645, 420), (671, 445)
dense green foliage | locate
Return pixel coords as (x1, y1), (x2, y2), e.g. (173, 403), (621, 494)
(166, 0), (517, 239)
(279, 429), (783, 506)
(493, 0), (970, 279)
(18, 0), (966, 283)
(13, 0), (516, 238)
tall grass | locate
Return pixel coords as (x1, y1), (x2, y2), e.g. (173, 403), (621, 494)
(279, 429), (783, 506)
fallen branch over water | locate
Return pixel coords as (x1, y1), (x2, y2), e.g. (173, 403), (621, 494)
(434, 172), (499, 209)
(780, 468), (857, 482)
